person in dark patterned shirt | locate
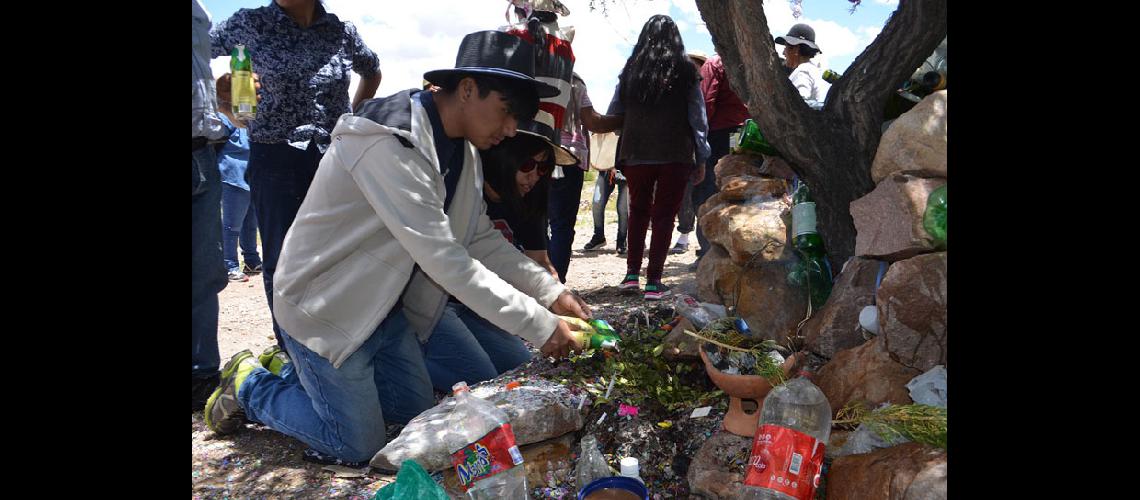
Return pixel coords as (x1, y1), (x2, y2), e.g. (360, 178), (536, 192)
(209, 0), (381, 352)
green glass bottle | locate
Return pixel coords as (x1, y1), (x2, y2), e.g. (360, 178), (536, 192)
(822, 69), (841, 84)
(790, 183), (833, 310)
(230, 44), (257, 121)
(922, 184), (947, 249)
(735, 119), (780, 157)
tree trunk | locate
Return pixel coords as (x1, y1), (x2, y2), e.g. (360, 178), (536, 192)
(694, 0), (946, 267)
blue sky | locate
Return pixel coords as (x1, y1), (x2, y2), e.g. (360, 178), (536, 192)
(200, 0), (899, 108)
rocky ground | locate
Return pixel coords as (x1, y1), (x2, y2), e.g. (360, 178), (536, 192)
(193, 181), (706, 499)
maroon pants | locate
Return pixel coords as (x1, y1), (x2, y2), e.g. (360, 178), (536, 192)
(622, 162), (693, 283)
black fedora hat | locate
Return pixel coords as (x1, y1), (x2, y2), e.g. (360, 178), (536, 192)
(775, 23), (822, 53)
(515, 119), (578, 166)
(424, 31), (560, 98)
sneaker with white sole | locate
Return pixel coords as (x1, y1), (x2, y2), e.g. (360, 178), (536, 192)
(618, 274), (640, 290)
(643, 282), (672, 300)
(204, 350), (261, 434)
(583, 235), (607, 251)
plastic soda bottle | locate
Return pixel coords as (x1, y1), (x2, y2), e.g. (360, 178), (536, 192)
(737, 119), (780, 157)
(447, 381), (528, 499)
(740, 372), (831, 499)
(229, 44), (257, 121)
(559, 316), (620, 350)
(922, 184), (947, 249)
(575, 434), (614, 492)
(790, 183), (833, 310)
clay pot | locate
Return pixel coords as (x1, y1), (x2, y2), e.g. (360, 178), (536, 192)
(700, 349), (798, 436)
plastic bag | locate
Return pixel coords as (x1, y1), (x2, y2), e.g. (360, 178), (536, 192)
(906, 365), (947, 408)
(372, 460), (449, 500)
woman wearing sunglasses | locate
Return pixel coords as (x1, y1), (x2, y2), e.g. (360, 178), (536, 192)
(479, 127), (575, 279)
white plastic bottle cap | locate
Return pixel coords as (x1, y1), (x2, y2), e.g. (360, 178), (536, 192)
(619, 457), (640, 478)
(859, 305), (880, 335)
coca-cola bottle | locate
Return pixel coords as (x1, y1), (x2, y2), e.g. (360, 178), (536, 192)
(447, 381), (528, 499)
(740, 372), (831, 500)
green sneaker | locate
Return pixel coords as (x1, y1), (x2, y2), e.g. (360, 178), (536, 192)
(258, 346), (291, 376)
(204, 350), (259, 434)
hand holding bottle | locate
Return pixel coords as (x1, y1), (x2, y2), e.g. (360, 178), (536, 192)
(690, 163), (706, 186)
(540, 319), (582, 359)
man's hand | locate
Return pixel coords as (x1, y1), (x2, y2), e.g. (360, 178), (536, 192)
(691, 163), (706, 186)
(539, 319), (582, 359)
(550, 290), (592, 320)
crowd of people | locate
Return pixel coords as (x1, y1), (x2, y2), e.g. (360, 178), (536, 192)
(193, 0), (829, 467)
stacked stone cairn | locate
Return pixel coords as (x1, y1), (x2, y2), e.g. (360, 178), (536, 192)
(687, 90), (948, 499)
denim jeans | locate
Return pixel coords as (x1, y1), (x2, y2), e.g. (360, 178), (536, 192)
(239, 307), (438, 463)
(695, 127), (736, 258)
(247, 141), (323, 348)
(547, 166), (584, 283)
(221, 183), (261, 273)
(422, 302), (534, 392)
(591, 170), (628, 245)
(192, 145), (228, 377)
(622, 163), (692, 283)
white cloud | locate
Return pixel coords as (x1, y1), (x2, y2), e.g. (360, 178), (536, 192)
(208, 0), (882, 110)
(875, 0), (899, 5)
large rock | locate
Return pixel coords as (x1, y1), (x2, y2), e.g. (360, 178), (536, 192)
(713, 153), (764, 188)
(699, 197), (790, 267)
(686, 430), (752, 498)
(696, 244), (732, 305)
(825, 443), (947, 500)
(878, 252), (948, 372)
(871, 90), (947, 183)
(816, 337), (920, 416)
(370, 378), (584, 472)
(719, 176), (789, 202)
(696, 242), (808, 345)
(731, 260), (811, 345)
(660, 317), (701, 360)
(851, 174), (945, 262)
(802, 258), (887, 359)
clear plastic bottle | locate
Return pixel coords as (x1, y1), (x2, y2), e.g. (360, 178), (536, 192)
(575, 434), (614, 492)
(447, 381), (528, 499)
(740, 373), (831, 500)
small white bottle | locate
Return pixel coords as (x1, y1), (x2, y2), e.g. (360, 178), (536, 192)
(619, 457), (643, 484)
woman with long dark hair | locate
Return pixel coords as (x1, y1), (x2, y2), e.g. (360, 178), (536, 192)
(606, 14), (710, 300)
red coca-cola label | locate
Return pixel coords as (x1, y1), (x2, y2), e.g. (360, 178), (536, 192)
(744, 424), (826, 500)
(450, 423), (525, 491)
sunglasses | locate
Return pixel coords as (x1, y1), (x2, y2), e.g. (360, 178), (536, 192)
(519, 158), (551, 176)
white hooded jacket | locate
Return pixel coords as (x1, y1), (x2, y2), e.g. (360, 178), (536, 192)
(272, 89), (565, 368)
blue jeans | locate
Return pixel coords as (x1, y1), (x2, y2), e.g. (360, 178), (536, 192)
(247, 141), (323, 348)
(695, 127), (736, 258)
(221, 183), (261, 273)
(239, 307), (438, 463)
(192, 145), (228, 377)
(423, 302), (534, 392)
(591, 170), (628, 245)
(547, 166), (584, 283)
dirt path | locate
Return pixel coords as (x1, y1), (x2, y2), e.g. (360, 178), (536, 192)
(193, 182), (702, 499)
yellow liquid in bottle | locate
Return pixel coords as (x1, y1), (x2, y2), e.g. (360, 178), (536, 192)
(231, 69), (257, 120)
